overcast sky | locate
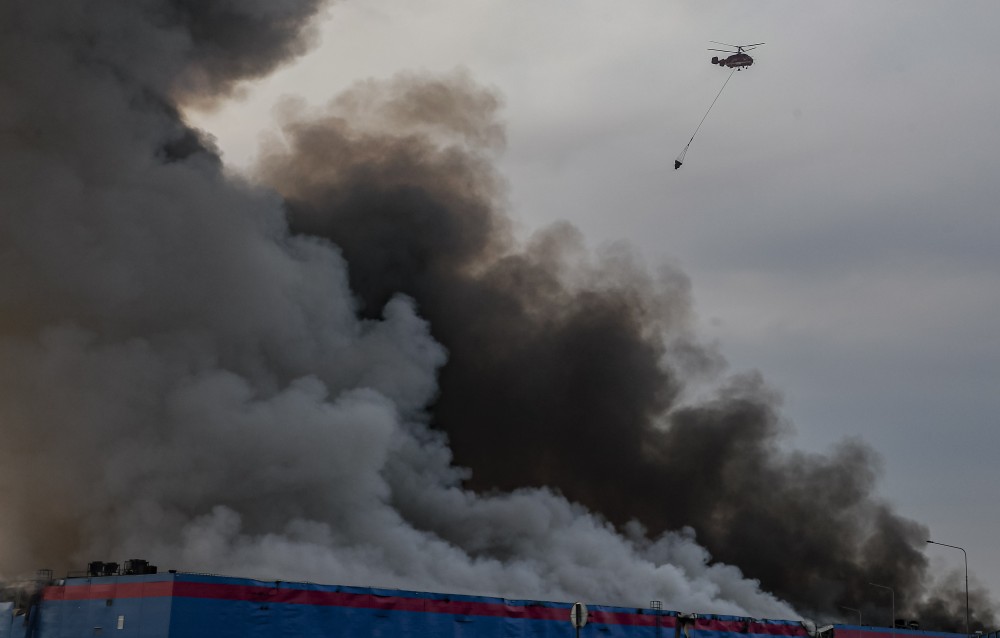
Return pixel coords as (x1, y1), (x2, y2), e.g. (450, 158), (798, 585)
(189, 0), (1000, 608)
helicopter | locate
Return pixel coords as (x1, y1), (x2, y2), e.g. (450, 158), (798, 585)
(675, 41), (763, 170)
(709, 42), (764, 69)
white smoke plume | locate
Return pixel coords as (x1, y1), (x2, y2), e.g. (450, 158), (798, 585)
(0, 0), (802, 618)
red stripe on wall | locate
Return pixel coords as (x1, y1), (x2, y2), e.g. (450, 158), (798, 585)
(169, 583), (586, 621)
(694, 619), (806, 637)
(43, 579), (795, 636)
(44, 581), (174, 601)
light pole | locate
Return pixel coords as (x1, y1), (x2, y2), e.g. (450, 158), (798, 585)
(927, 539), (970, 637)
(840, 606), (862, 626)
(869, 582), (895, 637)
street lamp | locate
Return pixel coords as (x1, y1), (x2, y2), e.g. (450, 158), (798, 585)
(840, 606), (862, 626)
(869, 582), (895, 636)
(927, 539), (970, 637)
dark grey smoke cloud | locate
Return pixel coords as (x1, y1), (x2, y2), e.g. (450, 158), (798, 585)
(0, 0), (800, 620)
(2, 0), (993, 629)
(256, 72), (995, 629)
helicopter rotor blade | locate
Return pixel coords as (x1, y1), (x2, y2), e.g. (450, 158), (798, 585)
(710, 41), (765, 50)
(707, 48), (735, 53)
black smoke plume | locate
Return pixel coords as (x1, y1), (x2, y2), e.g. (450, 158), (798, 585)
(0, 0), (801, 619)
(256, 72), (995, 629)
(0, 0), (992, 629)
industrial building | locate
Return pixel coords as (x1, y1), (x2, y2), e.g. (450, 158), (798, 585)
(0, 566), (970, 638)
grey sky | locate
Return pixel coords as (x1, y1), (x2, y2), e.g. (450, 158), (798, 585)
(190, 0), (1000, 609)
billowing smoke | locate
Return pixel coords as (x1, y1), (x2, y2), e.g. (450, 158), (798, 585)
(255, 72), (996, 628)
(0, 0), (800, 620)
(0, 0), (990, 630)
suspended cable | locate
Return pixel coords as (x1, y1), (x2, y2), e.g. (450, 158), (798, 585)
(675, 69), (736, 170)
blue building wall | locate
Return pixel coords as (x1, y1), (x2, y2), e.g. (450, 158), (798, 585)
(0, 603), (18, 638)
(40, 574), (172, 638)
(20, 572), (971, 638)
(2, 596), (39, 638)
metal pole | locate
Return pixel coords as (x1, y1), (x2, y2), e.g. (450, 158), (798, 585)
(869, 582), (895, 638)
(927, 540), (970, 637)
(840, 606), (862, 625)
